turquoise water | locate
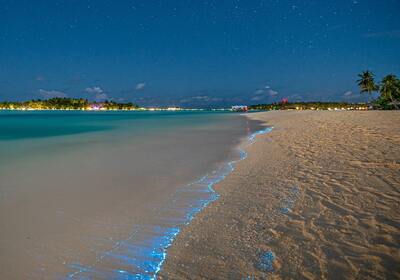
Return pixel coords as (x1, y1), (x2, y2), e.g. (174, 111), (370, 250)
(0, 111), (231, 140)
(0, 111), (265, 279)
(0, 111), (242, 166)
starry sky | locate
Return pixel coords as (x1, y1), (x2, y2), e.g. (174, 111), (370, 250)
(1, 0), (399, 107)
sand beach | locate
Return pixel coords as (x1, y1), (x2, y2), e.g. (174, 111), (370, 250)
(0, 111), (262, 279)
(160, 111), (400, 279)
(2, 0), (400, 278)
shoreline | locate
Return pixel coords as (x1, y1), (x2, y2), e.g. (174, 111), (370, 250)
(0, 111), (261, 279)
(160, 111), (400, 279)
(64, 114), (269, 279)
(151, 124), (274, 278)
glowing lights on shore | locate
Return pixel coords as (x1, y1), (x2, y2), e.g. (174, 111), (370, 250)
(0, 105), (370, 111)
(0, 107), (187, 111)
(290, 106), (368, 111)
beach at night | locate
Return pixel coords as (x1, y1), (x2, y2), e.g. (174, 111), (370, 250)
(1, 0), (399, 279)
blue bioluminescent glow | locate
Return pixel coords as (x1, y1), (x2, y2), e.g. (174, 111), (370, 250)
(255, 185), (301, 275)
(64, 126), (273, 280)
(258, 250), (277, 272)
(279, 186), (300, 214)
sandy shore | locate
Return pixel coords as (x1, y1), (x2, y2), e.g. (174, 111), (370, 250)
(160, 111), (400, 279)
(0, 112), (258, 279)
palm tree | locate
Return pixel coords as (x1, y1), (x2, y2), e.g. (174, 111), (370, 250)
(379, 74), (400, 109)
(357, 70), (378, 103)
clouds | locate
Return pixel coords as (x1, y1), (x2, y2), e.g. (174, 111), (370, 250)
(179, 95), (223, 103)
(251, 95), (265, 101)
(135, 82), (146, 90)
(286, 93), (303, 102)
(342, 90), (362, 101)
(268, 89), (278, 96)
(254, 89), (265, 95)
(251, 85), (279, 101)
(85, 86), (104, 94)
(38, 89), (67, 99)
(94, 93), (109, 101)
(85, 86), (109, 101)
(132, 92), (236, 108)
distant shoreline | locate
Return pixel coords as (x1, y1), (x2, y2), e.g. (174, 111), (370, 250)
(0, 108), (206, 111)
(1, 97), (371, 111)
(0, 107), (231, 112)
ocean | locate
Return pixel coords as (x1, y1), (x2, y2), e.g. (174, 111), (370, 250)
(0, 111), (264, 279)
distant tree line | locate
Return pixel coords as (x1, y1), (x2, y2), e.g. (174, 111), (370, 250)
(357, 71), (400, 109)
(249, 102), (367, 111)
(250, 71), (400, 111)
(0, 98), (139, 110)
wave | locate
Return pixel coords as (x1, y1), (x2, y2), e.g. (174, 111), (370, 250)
(65, 126), (273, 280)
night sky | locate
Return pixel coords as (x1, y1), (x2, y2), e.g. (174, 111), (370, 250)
(1, 0), (399, 107)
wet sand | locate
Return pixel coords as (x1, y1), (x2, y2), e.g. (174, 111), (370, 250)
(160, 111), (400, 279)
(0, 112), (262, 279)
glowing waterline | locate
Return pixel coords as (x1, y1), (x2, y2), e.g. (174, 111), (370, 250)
(65, 126), (273, 280)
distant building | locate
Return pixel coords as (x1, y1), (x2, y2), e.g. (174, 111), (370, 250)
(231, 105), (248, 112)
(280, 98), (289, 104)
(89, 103), (105, 110)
